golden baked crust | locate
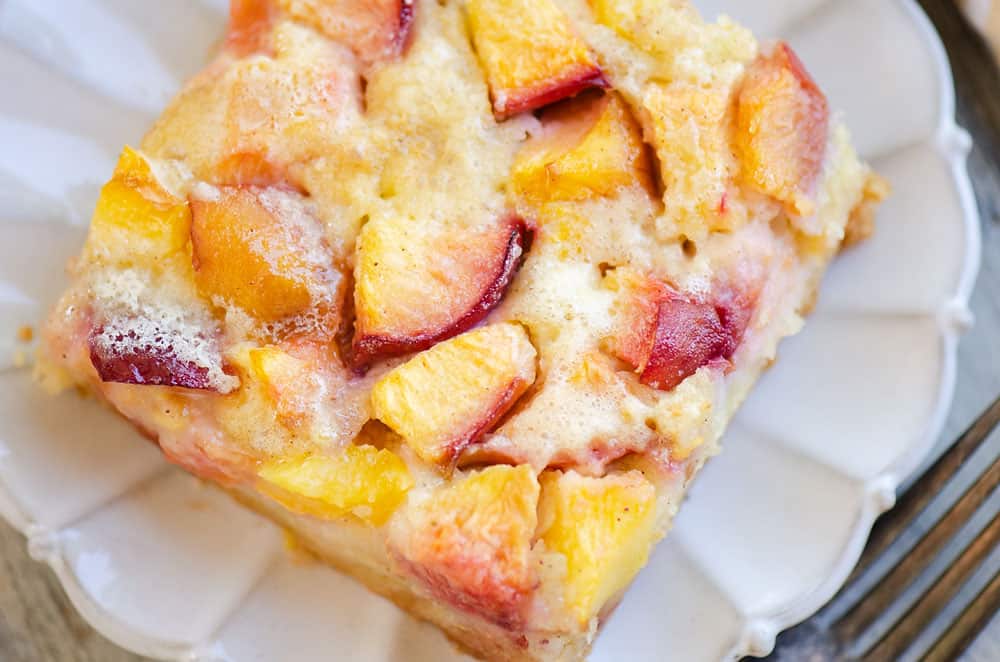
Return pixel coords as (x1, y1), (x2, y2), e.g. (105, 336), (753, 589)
(38, 1), (884, 659)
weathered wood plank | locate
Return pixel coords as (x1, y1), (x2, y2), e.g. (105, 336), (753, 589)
(0, 519), (150, 662)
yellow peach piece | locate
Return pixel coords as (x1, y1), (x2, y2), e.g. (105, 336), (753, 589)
(371, 323), (537, 465)
(736, 42), (830, 216)
(538, 469), (658, 624)
(513, 92), (653, 201)
(189, 186), (339, 322)
(258, 445), (413, 525)
(246, 345), (318, 430)
(84, 146), (191, 267)
(468, 0), (606, 119)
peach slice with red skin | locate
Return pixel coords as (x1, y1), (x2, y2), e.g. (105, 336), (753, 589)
(246, 343), (328, 431)
(512, 91), (654, 202)
(613, 278), (753, 391)
(88, 306), (236, 393)
(393, 465), (540, 628)
(227, 0), (414, 63)
(276, 0), (415, 65)
(190, 186), (341, 324)
(736, 42), (829, 215)
(352, 216), (529, 365)
(89, 327), (221, 390)
(467, 0), (607, 120)
(371, 323), (537, 466)
(640, 296), (731, 391)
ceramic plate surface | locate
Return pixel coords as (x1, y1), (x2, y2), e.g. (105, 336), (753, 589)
(0, 1), (981, 660)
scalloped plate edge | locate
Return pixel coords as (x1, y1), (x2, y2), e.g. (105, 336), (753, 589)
(722, 1), (982, 657)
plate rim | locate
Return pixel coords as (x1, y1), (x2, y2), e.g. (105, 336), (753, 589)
(723, 0), (983, 656)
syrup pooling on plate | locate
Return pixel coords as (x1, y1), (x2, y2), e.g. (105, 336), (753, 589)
(36, 1), (883, 658)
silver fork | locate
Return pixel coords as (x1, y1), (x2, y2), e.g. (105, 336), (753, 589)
(759, 394), (1000, 661)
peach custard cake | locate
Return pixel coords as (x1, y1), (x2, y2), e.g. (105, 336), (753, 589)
(37, 0), (887, 659)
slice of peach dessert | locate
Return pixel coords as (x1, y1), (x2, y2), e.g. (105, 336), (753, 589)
(36, 1), (885, 660)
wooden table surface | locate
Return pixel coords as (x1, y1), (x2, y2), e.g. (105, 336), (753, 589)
(2, 2), (998, 661)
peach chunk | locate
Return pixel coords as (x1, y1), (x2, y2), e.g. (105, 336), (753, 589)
(277, 0), (414, 65)
(89, 325), (228, 391)
(88, 291), (237, 394)
(190, 186), (341, 322)
(221, 21), (362, 179)
(247, 345), (319, 430)
(221, 341), (367, 457)
(352, 216), (528, 365)
(212, 151), (303, 192)
(258, 445), (413, 525)
(513, 92), (654, 202)
(611, 277), (752, 391)
(84, 146), (191, 268)
(467, 0), (607, 120)
(226, 0), (278, 57)
(538, 470), (657, 624)
(393, 465), (539, 628)
(371, 323), (537, 466)
(736, 42), (829, 215)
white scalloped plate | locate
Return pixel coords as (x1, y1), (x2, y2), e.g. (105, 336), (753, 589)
(0, 1), (981, 660)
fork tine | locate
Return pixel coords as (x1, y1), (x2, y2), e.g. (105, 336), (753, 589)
(834, 453), (1000, 641)
(921, 566), (1000, 662)
(848, 394), (1000, 584)
(861, 509), (1000, 661)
